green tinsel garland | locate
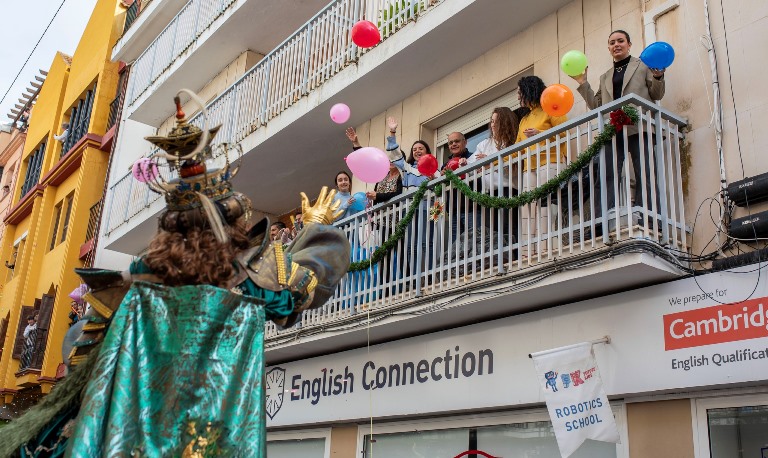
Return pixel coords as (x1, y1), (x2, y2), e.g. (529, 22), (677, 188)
(348, 180), (430, 272)
(347, 105), (638, 272)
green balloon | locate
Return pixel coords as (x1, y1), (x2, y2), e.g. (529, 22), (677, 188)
(561, 50), (588, 77)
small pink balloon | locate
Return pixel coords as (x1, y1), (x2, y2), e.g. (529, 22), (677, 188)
(132, 158), (158, 183)
(330, 103), (351, 124)
(345, 147), (389, 184)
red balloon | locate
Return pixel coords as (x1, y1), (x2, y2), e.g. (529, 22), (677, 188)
(351, 20), (381, 48)
(417, 154), (438, 177)
(540, 84), (575, 117)
(446, 157), (466, 179)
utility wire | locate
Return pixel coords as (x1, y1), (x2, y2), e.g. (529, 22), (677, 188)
(0, 0), (69, 108)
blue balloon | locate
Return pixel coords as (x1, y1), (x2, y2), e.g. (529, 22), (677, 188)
(349, 191), (368, 212)
(639, 42), (675, 70)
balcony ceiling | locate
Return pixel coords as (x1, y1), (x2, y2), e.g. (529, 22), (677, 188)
(114, 0), (332, 63)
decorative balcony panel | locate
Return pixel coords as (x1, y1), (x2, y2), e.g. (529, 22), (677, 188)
(61, 83), (97, 156)
(123, 0), (141, 33)
(20, 142), (46, 200)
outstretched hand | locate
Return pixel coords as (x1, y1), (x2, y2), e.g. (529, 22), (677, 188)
(301, 186), (343, 225)
(345, 127), (358, 144)
(569, 67), (588, 85)
(387, 116), (398, 133)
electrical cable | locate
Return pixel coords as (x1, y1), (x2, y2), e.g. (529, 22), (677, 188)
(0, 0), (69, 108)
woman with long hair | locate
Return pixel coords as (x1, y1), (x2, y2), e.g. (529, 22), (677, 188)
(465, 106), (529, 243)
(515, 76), (569, 257)
(332, 170), (356, 220)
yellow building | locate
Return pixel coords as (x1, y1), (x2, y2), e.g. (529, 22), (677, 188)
(0, 0), (125, 407)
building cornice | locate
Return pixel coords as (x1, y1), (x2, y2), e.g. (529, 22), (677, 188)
(41, 134), (102, 187)
(4, 185), (43, 225)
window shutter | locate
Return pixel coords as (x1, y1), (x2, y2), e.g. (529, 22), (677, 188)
(12, 305), (35, 359)
(436, 90), (521, 147)
(0, 314), (9, 359)
(37, 295), (55, 331)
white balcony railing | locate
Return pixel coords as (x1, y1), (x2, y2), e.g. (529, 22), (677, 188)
(263, 95), (689, 339)
(106, 0), (440, 235)
(125, 0), (437, 110)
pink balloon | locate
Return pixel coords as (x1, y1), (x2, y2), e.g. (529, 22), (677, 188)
(345, 147), (389, 184)
(68, 284), (88, 304)
(330, 103), (351, 124)
(132, 158), (159, 183)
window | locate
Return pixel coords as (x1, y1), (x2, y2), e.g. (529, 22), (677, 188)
(20, 142), (46, 199)
(61, 83), (97, 155)
(266, 438), (326, 458)
(694, 394), (768, 458)
(359, 407), (627, 458)
(435, 89), (520, 164)
(49, 203), (62, 250)
(6, 233), (26, 282)
(60, 194), (74, 243)
(267, 429), (330, 458)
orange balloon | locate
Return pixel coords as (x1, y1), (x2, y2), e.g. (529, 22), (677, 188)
(540, 84), (574, 117)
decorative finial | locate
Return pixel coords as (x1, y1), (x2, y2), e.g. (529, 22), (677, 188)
(174, 96), (185, 120)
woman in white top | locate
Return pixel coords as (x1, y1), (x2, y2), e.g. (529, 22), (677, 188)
(463, 107), (528, 243)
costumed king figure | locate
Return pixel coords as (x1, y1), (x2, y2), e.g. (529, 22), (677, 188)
(0, 90), (351, 457)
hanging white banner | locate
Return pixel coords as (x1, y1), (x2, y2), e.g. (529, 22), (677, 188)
(531, 342), (620, 457)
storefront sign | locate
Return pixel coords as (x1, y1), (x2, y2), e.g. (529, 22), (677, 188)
(267, 266), (768, 427)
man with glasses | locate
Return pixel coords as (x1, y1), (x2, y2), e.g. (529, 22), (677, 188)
(441, 132), (473, 243)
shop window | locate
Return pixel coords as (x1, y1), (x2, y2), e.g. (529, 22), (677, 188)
(477, 422), (616, 457)
(363, 428), (470, 457)
(695, 395), (768, 458)
(266, 429), (330, 458)
(266, 438), (326, 457)
(360, 408), (626, 458)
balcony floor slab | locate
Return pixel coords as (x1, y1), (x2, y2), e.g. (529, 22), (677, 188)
(264, 241), (688, 364)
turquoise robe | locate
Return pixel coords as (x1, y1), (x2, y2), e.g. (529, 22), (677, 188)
(67, 276), (291, 456)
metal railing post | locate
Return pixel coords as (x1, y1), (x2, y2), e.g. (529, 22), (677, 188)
(654, 110), (670, 244)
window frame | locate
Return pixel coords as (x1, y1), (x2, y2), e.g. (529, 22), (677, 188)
(59, 194), (74, 244)
(266, 427), (332, 458)
(692, 393), (768, 458)
(49, 202), (63, 251)
(356, 404), (629, 458)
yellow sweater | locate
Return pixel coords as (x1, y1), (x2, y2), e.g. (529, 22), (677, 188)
(514, 107), (568, 171)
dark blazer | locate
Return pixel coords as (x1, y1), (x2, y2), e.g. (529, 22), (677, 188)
(577, 56), (665, 135)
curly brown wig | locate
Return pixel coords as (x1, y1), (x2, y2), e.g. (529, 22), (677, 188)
(144, 219), (250, 288)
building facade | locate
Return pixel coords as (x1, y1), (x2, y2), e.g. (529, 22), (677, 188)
(0, 0), (125, 409)
(96, 0), (768, 456)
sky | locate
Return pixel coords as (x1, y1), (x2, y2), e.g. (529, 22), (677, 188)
(0, 0), (99, 125)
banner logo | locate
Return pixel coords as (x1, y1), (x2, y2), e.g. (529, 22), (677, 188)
(663, 298), (768, 350)
(265, 367), (286, 420)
